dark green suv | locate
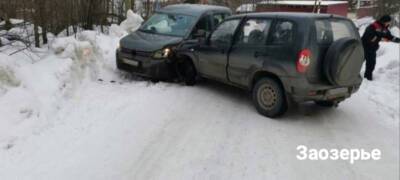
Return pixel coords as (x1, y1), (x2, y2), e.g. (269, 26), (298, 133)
(177, 13), (365, 117)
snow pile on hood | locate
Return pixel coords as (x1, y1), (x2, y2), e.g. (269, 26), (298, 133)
(119, 9), (144, 33)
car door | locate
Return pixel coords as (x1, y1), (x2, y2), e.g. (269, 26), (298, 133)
(196, 19), (241, 80)
(228, 18), (273, 86)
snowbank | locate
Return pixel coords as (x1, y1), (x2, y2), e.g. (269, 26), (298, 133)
(110, 24), (128, 37)
(0, 37), (10, 45)
(0, 12), (139, 148)
(9, 19), (24, 24)
(0, 52), (75, 149)
(0, 57), (20, 89)
(0, 19), (23, 27)
(0, 36), (123, 149)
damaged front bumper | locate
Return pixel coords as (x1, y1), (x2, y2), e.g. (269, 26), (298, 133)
(116, 48), (176, 80)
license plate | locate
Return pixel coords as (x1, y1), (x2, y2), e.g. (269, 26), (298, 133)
(122, 58), (139, 67)
(327, 87), (348, 95)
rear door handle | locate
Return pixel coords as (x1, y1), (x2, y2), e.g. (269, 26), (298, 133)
(254, 51), (269, 58)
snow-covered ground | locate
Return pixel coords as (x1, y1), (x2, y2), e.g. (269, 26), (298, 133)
(0, 15), (399, 180)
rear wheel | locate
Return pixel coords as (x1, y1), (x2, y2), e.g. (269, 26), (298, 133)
(252, 77), (288, 118)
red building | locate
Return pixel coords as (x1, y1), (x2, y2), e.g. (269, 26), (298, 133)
(355, 0), (377, 18)
(256, 1), (349, 17)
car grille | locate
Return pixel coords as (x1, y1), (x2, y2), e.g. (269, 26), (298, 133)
(121, 47), (152, 57)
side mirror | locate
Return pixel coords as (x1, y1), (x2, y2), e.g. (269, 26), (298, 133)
(205, 33), (212, 45)
(193, 29), (206, 39)
(199, 36), (207, 44)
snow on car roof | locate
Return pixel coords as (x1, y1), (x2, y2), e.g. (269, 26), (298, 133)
(159, 4), (231, 17)
(259, 0), (348, 6)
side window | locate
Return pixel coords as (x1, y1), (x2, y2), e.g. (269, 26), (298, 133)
(237, 19), (272, 45)
(315, 20), (333, 44)
(315, 19), (357, 44)
(331, 21), (354, 41)
(194, 16), (211, 32)
(270, 21), (295, 44)
(211, 14), (226, 29)
(210, 19), (240, 45)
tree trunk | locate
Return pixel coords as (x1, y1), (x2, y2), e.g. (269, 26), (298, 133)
(4, 13), (12, 30)
(146, 0), (150, 19)
(125, 0), (132, 11)
(42, 26), (48, 44)
(34, 24), (40, 48)
(40, 0), (48, 44)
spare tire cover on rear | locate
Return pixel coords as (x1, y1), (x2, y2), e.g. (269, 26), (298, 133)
(323, 37), (365, 86)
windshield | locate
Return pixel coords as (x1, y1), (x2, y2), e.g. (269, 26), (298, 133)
(140, 13), (196, 37)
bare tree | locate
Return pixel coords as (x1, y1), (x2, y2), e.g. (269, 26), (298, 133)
(375, 0), (400, 18)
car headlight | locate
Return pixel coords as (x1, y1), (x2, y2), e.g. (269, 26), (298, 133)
(116, 42), (120, 51)
(153, 48), (171, 59)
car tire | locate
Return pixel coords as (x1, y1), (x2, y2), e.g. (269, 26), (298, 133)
(252, 77), (288, 118)
(116, 57), (123, 70)
(179, 60), (196, 86)
(150, 79), (160, 83)
(314, 100), (336, 107)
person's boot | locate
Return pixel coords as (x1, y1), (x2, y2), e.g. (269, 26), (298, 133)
(364, 73), (373, 81)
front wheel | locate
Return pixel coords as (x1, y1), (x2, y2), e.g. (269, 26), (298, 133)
(177, 60), (196, 86)
(252, 77), (288, 118)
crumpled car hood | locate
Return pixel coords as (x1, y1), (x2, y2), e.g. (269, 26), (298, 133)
(120, 31), (183, 52)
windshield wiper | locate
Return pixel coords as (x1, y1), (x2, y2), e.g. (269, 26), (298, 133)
(140, 28), (156, 34)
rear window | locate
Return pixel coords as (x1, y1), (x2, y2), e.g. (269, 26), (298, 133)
(315, 19), (357, 44)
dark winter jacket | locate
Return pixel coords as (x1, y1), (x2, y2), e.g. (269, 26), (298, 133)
(361, 21), (400, 51)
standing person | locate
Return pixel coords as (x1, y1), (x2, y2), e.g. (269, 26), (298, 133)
(361, 15), (400, 81)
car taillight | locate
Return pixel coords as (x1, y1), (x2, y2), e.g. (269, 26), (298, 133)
(297, 49), (311, 73)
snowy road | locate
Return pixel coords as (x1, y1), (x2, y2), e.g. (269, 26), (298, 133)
(1, 18), (399, 179)
(1, 79), (398, 180)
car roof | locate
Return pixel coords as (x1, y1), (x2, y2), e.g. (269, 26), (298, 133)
(227, 12), (346, 20)
(157, 4), (232, 17)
